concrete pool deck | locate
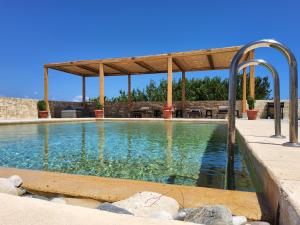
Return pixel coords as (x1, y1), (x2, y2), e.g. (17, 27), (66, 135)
(236, 119), (300, 225)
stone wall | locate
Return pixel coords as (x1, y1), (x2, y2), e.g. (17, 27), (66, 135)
(0, 97), (299, 119)
(255, 99), (300, 119)
(104, 101), (243, 118)
(0, 97), (38, 119)
(48, 101), (83, 118)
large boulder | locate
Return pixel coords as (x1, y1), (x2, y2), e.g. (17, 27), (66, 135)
(112, 192), (180, 219)
(0, 178), (18, 195)
(232, 216), (247, 225)
(183, 205), (233, 225)
(8, 175), (23, 187)
(22, 193), (50, 201)
(0, 175), (25, 196)
(50, 197), (67, 204)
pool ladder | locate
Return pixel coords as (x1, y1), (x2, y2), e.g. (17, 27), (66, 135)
(237, 59), (284, 138)
(227, 39), (300, 147)
(225, 39), (299, 190)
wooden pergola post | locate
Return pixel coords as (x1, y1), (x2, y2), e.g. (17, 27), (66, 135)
(167, 57), (173, 107)
(128, 74), (132, 110)
(242, 68), (247, 113)
(82, 76), (86, 105)
(44, 67), (50, 117)
(99, 63), (105, 107)
(181, 71), (186, 109)
(249, 50), (255, 98)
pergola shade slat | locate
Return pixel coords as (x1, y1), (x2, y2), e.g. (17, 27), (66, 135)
(45, 46), (242, 76)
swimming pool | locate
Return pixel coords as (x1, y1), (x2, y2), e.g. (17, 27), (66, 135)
(0, 121), (254, 191)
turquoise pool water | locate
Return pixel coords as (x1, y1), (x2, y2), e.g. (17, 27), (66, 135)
(0, 121), (254, 191)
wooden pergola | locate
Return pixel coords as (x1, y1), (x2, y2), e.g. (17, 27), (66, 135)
(44, 45), (255, 117)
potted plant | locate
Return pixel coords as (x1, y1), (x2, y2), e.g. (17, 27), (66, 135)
(94, 102), (104, 118)
(37, 100), (48, 118)
(163, 104), (174, 119)
(246, 96), (258, 120)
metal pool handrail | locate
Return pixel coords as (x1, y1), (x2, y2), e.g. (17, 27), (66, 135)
(237, 59), (284, 138)
(228, 39), (299, 147)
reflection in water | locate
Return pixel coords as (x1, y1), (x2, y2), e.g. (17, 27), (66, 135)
(165, 121), (173, 167)
(197, 125), (253, 191)
(127, 123), (132, 160)
(98, 123), (105, 162)
(225, 143), (235, 190)
(197, 125), (226, 188)
(43, 125), (49, 170)
(81, 124), (86, 162)
(0, 121), (254, 191)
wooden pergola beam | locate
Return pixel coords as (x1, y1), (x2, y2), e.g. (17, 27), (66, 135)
(172, 58), (187, 72)
(44, 67), (49, 114)
(134, 61), (158, 73)
(77, 65), (98, 74)
(99, 63), (105, 106)
(242, 68), (247, 113)
(249, 50), (255, 98)
(44, 46), (241, 68)
(167, 57), (173, 108)
(207, 55), (215, 69)
(242, 52), (251, 114)
(181, 71), (186, 108)
(128, 75), (132, 109)
(104, 63), (131, 75)
(82, 77), (86, 104)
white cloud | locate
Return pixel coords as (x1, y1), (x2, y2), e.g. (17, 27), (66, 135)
(72, 95), (89, 102)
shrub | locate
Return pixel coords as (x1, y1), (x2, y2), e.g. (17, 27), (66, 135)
(37, 100), (47, 111)
(95, 102), (103, 110)
(247, 96), (255, 110)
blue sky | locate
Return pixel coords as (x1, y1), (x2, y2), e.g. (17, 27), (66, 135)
(0, 0), (299, 101)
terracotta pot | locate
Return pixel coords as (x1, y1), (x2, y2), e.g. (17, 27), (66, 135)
(163, 109), (173, 119)
(94, 109), (104, 118)
(247, 109), (258, 120)
(39, 111), (48, 118)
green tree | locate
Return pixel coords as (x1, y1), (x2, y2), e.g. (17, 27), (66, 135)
(100, 74), (271, 102)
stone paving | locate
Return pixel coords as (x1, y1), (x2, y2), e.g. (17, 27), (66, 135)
(236, 119), (300, 225)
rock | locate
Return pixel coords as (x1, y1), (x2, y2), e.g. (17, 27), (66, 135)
(51, 197), (66, 204)
(244, 222), (270, 225)
(233, 216), (247, 225)
(149, 210), (173, 220)
(97, 203), (133, 215)
(16, 187), (26, 196)
(0, 178), (18, 195)
(112, 192), (180, 218)
(64, 197), (102, 208)
(22, 193), (49, 201)
(8, 175), (23, 187)
(174, 210), (187, 220)
(183, 205), (233, 225)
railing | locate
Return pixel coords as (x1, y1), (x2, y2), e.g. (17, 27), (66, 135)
(228, 39), (299, 147)
(237, 59), (284, 138)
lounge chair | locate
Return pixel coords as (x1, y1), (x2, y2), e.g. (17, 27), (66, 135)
(61, 106), (83, 118)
